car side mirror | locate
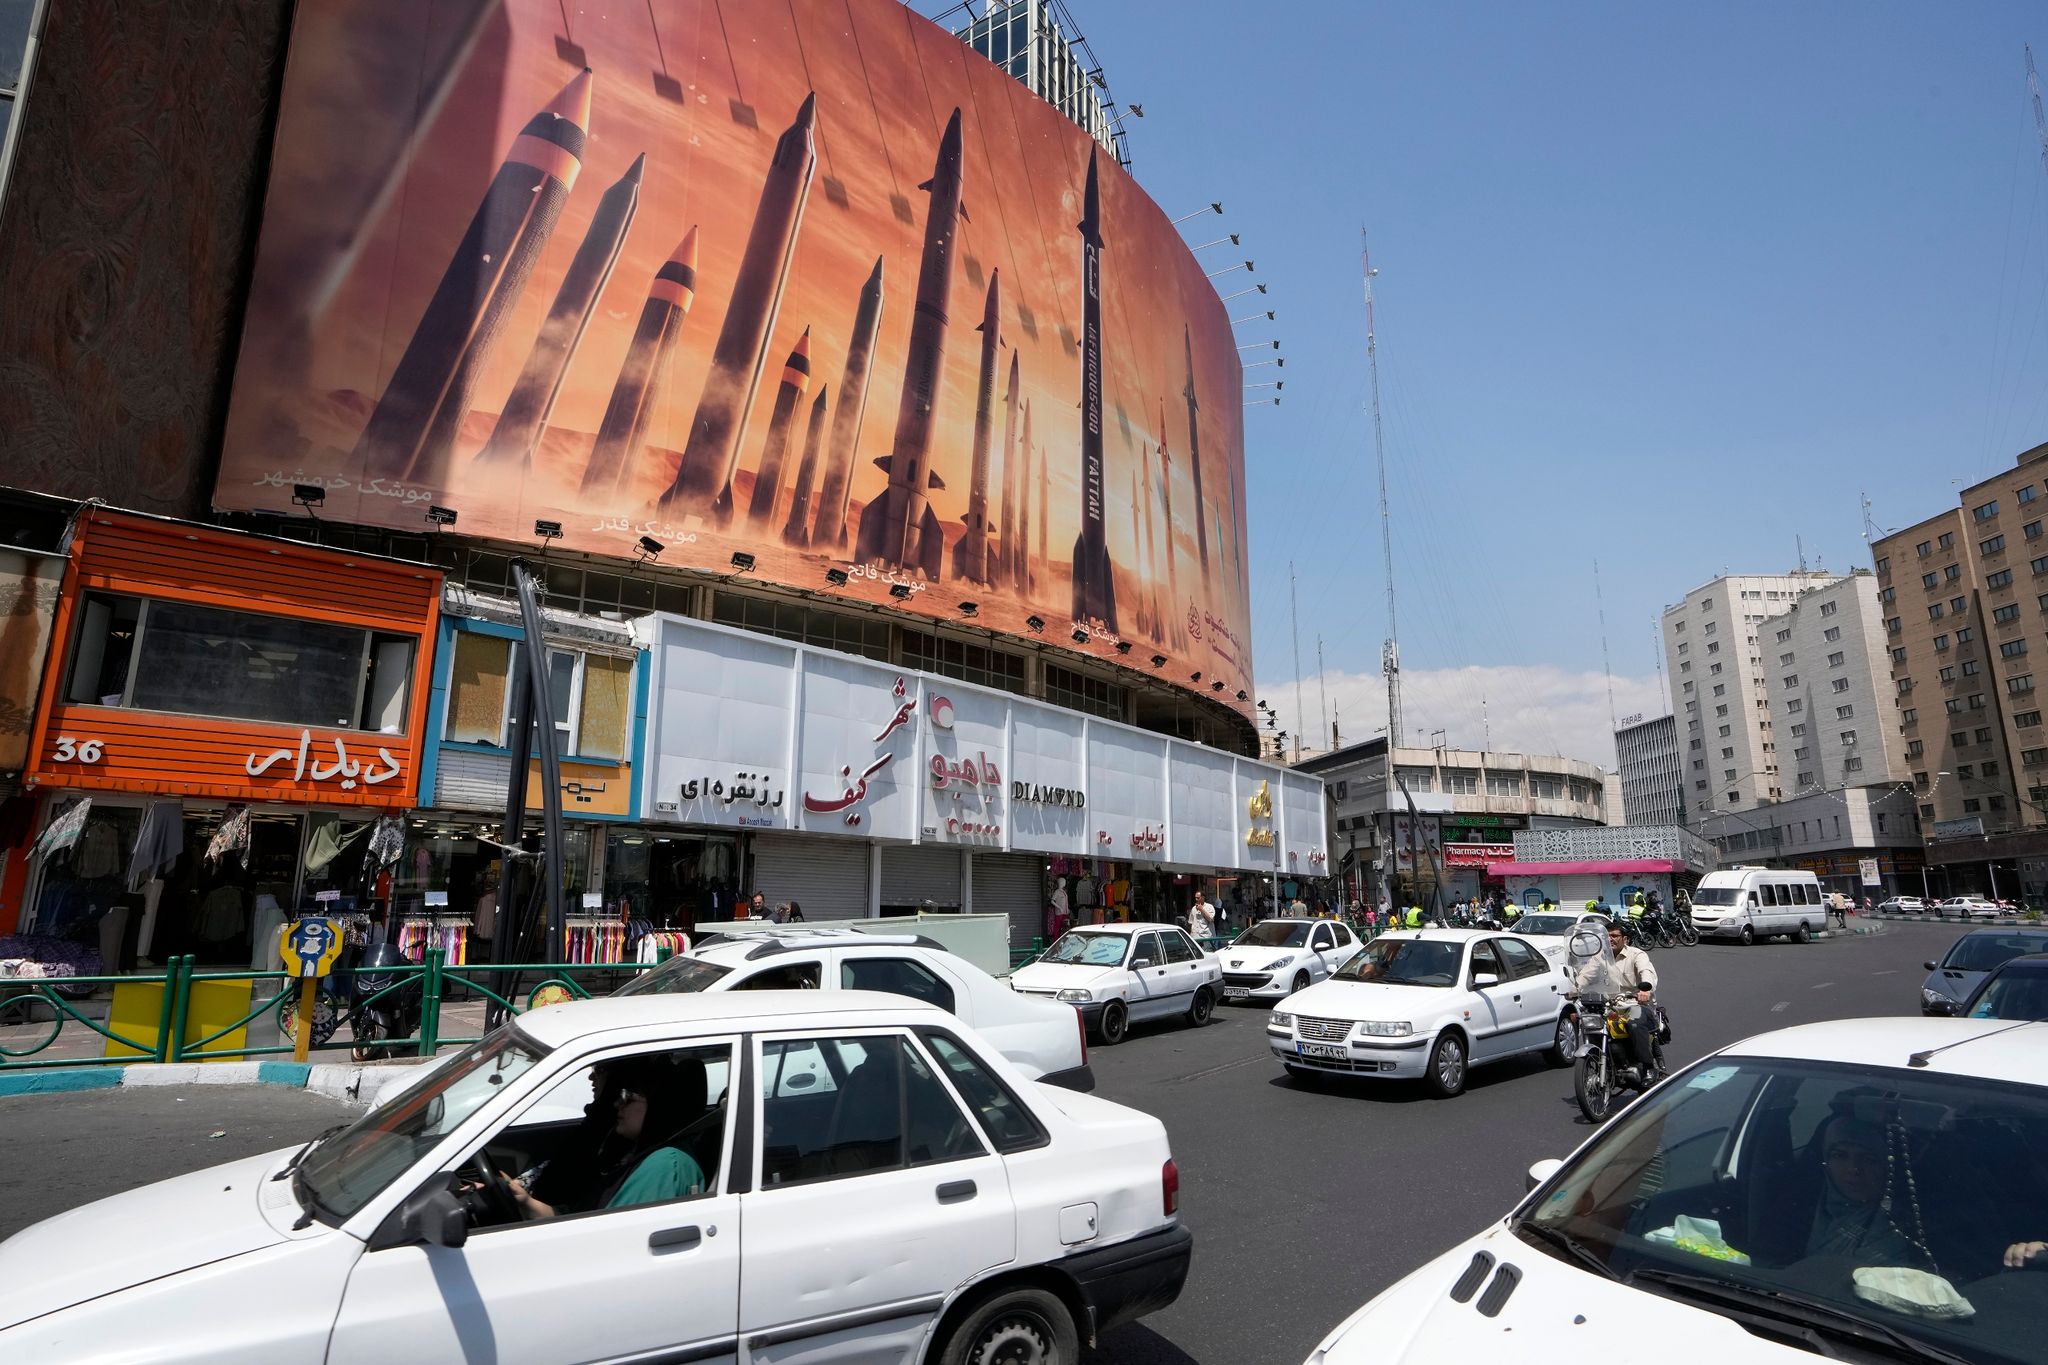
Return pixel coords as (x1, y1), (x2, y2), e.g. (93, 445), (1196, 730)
(1473, 972), (1500, 988)
(1526, 1157), (1564, 1193)
(396, 1186), (468, 1249)
(1130, 959), (1153, 971)
(1924, 961), (1937, 972)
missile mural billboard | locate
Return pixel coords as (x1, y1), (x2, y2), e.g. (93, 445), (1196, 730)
(215, 0), (1254, 717)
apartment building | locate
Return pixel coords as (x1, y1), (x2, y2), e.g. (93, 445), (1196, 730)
(1760, 572), (1908, 797)
(1662, 571), (1840, 818)
(1613, 713), (1683, 827)
(1872, 440), (2048, 900)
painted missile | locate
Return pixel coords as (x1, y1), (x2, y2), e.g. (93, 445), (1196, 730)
(579, 226), (699, 496)
(1140, 440), (1164, 641)
(1183, 327), (1210, 574)
(1068, 148), (1118, 631)
(1157, 403), (1183, 648)
(950, 270), (1001, 584)
(1036, 428), (1049, 577)
(1128, 466), (1147, 636)
(995, 349), (1020, 587)
(745, 328), (813, 525)
(659, 93), (818, 521)
(855, 108), (966, 578)
(812, 256), (884, 549)
(782, 386), (832, 546)
(1016, 400), (1034, 594)
(477, 152), (643, 471)
(356, 69), (593, 486)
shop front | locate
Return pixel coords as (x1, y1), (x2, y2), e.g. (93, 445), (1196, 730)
(635, 614), (1328, 949)
(409, 604), (680, 963)
(12, 510), (439, 970)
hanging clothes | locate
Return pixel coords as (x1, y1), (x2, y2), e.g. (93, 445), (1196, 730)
(367, 815), (405, 868)
(73, 816), (122, 879)
(33, 798), (92, 861)
(302, 817), (365, 875)
(204, 806), (251, 869)
(127, 799), (185, 891)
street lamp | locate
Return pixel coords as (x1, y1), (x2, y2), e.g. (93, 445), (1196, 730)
(1232, 309), (1277, 325)
(1192, 234), (1241, 252)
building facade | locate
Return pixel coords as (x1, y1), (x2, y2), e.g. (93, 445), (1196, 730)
(1872, 441), (2048, 900)
(1489, 823), (1718, 912)
(1613, 713), (1682, 828)
(1695, 786), (1923, 901)
(1758, 572), (1907, 798)
(1302, 738), (1614, 909)
(1662, 570), (1840, 817)
(952, 0), (1129, 165)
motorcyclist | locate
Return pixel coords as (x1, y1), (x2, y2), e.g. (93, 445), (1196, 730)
(1404, 904), (1425, 930)
(1573, 921), (1661, 1079)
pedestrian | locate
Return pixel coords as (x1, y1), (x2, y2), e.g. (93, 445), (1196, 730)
(742, 890), (767, 921)
(1188, 890), (1215, 941)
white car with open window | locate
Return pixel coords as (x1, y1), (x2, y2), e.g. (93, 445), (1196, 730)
(1010, 922), (1222, 1045)
(1217, 917), (1363, 1003)
(0, 991), (1192, 1365)
(1302, 1016), (2048, 1365)
(1267, 929), (1575, 1097)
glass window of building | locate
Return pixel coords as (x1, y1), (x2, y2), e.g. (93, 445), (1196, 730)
(900, 628), (1027, 694)
(1042, 662), (1124, 722)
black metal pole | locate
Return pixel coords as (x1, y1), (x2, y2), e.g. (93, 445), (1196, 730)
(512, 560), (568, 964)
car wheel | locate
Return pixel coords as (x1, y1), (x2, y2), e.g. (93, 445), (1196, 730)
(1795, 921), (1812, 944)
(1292, 970), (1311, 994)
(1740, 924), (1755, 946)
(1425, 1030), (1467, 1098)
(1095, 1000), (1128, 1046)
(1545, 1011), (1575, 1068)
(938, 1286), (1079, 1365)
(1186, 986), (1214, 1027)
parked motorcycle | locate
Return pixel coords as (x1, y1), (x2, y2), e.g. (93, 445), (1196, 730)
(347, 939), (422, 1061)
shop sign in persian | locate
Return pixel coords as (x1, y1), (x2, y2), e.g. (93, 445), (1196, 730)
(923, 686), (1005, 842)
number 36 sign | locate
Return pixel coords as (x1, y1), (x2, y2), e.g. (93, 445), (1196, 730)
(51, 736), (106, 763)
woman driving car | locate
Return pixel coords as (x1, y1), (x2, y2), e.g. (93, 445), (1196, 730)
(501, 1057), (708, 1218)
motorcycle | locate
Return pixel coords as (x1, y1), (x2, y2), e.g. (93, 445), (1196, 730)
(347, 939), (423, 1061)
(1568, 991), (1668, 1122)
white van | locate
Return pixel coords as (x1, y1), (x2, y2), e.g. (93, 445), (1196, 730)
(1688, 867), (1825, 944)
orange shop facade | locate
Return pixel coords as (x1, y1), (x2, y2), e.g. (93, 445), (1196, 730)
(4, 510), (441, 969)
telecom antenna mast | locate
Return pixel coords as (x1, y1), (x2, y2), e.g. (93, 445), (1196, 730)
(2030, 46), (2048, 175)
(1363, 229), (1401, 751)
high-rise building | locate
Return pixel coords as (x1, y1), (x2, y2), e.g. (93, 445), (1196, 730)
(1613, 713), (1682, 828)
(1757, 572), (1908, 796)
(1872, 441), (2048, 898)
(1662, 570), (1840, 818)
(953, 0), (1131, 166)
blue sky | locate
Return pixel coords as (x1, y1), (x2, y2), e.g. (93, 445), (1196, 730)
(1056, 1), (2048, 761)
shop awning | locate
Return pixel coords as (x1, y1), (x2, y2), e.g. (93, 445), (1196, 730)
(1487, 858), (1684, 876)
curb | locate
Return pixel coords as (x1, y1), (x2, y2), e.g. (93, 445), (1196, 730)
(0, 1058), (427, 1105)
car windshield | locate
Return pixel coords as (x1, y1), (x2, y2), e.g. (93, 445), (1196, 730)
(1691, 887), (1740, 906)
(1333, 937), (1463, 987)
(614, 954), (734, 996)
(1943, 935), (2048, 973)
(1516, 914), (1582, 936)
(1236, 921), (1311, 948)
(1516, 1055), (2048, 1365)
(296, 1031), (545, 1222)
(1040, 931), (1130, 967)
(1968, 966), (2048, 1020)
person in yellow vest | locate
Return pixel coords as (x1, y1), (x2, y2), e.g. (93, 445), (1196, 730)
(1628, 892), (1648, 924)
(1539, 896), (1558, 915)
(1502, 898), (1522, 925)
(1405, 905), (1425, 930)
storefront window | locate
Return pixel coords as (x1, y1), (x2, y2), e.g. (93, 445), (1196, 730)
(65, 593), (415, 733)
(602, 828), (742, 933)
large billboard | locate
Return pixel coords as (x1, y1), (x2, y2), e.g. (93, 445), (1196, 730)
(215, 0), (1253, 716)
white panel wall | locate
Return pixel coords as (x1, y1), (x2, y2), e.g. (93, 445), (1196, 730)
(1168, 743), (1238, 869)
(644, 626), (799, 830)
(792, 652), (919, 842)
(1007, 699), (1089, 855)
(921, 683), (1009, 847)
(1085, 723), (1170, 864)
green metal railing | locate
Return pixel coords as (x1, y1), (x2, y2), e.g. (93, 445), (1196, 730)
(0, 952), (638, 1070)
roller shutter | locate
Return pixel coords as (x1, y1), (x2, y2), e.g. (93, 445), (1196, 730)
(748, 833), (870, 921)
(971, 852), (1046, 947)
(878, 844), (963, 912)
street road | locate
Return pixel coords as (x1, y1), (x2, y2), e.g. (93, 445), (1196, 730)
(0, 920), (1960, 1364)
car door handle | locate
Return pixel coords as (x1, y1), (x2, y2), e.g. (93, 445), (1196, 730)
(936, 1179), (977, 1204)
(649, 1226), (701, 1251)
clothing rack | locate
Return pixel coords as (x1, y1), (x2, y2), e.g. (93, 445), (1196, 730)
(396, 909), (470, 965)
(633, 930), (690, 965)
(564, 913), (627, 965)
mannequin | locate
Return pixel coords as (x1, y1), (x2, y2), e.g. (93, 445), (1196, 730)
(1048, 876), (1070, 939)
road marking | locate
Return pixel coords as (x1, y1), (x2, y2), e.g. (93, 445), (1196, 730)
(1812, 982), (1834, 990)
(1873, 970), (1897, 976)
(1772, 1002), (1790, 1012)
(1164, 1054), (1267, 1084)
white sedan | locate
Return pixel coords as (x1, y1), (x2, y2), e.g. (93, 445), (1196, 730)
(0, 991), (1193, 1364)
(1302, 1017), (2048, 1365)
(1268, 929), (1575, 1097)
(1217, 917), (1363, 1002)
(1011, 922), (1222, 1044)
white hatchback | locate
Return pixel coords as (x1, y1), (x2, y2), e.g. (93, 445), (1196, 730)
(618, 927), (1092, 1089)
(1267, 929), (1575, 1097)
(1011, 922), (1223, 1045)
(1303, 1017), (2048, 1365)
(0, 992), (1193, 1365)
(1217, 917), (1364, 1003)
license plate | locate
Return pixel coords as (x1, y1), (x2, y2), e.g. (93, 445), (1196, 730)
(1297, 1042), (1347, 1059)
(1224, 986), (1250, 999)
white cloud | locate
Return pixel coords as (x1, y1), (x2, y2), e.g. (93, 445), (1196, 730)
(1260, 664), (1668, 769)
